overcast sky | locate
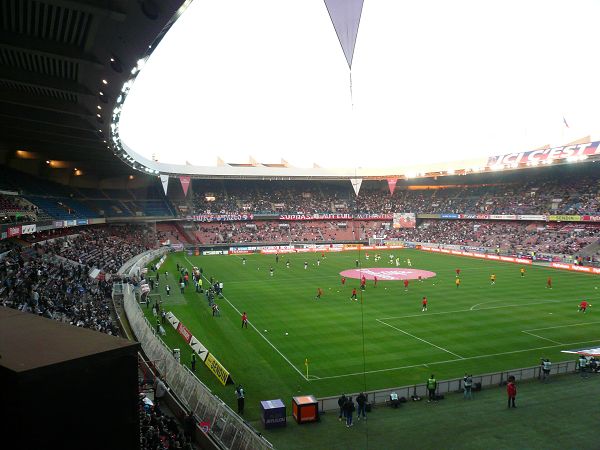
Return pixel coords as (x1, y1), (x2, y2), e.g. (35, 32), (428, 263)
(119, 0), (600, 169)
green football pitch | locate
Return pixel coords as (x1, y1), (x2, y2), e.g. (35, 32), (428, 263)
(143, 249), (600, 420)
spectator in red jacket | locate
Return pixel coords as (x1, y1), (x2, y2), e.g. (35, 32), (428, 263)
(507, 375), (517, 408)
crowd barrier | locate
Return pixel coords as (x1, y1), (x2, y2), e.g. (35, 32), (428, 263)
(316, 360), (578, 411)
(119, 248), (273, 450)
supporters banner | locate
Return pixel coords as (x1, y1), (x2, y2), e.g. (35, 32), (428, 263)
(548, 215), (581, 222)
(204, 353), (232, 386)
(354, 213), (394, 220)
(179, 176), (191, 196)
(561, 346), (600, 356)
(176, 322), (193, 344)
(393, 213), (416, 229)
(77, 219), (88, 226)
(141, 284), (150, 294)
(350, 178), (363, 196)
(489, 214), (517, 220)
(279, 213), (353, 221)
(187, 214), (253, 222)
(54, 220), (64, 228)
(387, 178), (397, 195)
(160, 174), (169, 195)
(7, 225), (21, 237)
(20, 224), (36, 234)
(440, 214), (459, 219)
(487, 141), (600, 167)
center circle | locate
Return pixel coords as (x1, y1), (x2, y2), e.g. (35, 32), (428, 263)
(339, 268), (436, 281)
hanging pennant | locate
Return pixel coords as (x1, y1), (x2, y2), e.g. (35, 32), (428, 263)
(387, 178), (398, 195)
(324, 0), (364, 69)
(160, 174), (169, 195)
(179, 176), (191, 196)
(350, 178), (363, 196)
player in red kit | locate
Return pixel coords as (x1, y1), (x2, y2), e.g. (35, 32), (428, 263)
(422, 296), (428, 312)
(351, 288), (357, 301)
(374, 276), (378, 288)
(360, 276), (366, 291)
(579, 300), (590, 313)
(315, 288), (323, 300)
(547, 277), (552, 289)
(403, 279), (409, 291)
(456, 268), (461, 277)
(241, 312), (248, 329)
(341, 276), (346, 286)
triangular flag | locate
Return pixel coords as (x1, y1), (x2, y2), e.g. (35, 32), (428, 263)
(387, 178), (398, 195)
(324, 0), (364, 69)
(350, 178), (363, 196)
(160, 174), (169, 195)
(179, 176), (191, 196)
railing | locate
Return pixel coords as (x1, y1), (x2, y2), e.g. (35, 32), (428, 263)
(119, 248), (273, 450)
(316, 360), (579, 411)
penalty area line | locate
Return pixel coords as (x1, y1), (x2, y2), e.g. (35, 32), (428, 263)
(521, 330), (563, 345)
(183, 256), (309, 381)
(376, 318), (464, 359)
(311, 338), (600, 381)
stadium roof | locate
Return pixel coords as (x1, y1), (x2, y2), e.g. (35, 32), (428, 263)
(0, 0), (187, 177)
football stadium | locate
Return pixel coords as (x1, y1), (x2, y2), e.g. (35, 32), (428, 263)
(1, 1), (600, 449)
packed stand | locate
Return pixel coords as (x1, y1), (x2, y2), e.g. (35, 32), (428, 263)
(0, 247), (118, 334)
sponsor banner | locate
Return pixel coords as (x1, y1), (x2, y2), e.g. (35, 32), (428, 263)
(354, 213), (394, 220)
(393, 213), (416, 229)
(516, 215), (547, 221)
(1, 231), (6, 240)
(87, 218), (106, 224)
(54, 220), (65, 228)
(550, 262), (600, 275)
(204, 353), (231, 386)
(77, 219), (88, 226)
(202, 250), (227, 256)
(176, 322), (193, 344)
(7, 225), (21, 237)
(187, 214), (254, 222)
(547, 215), (581, 222)
(21, 224), (36, 234)
(581, 215), (600, 222)
(171, 243), (184, 250)
(487, 142), (600, 167)
(229, 246), (258, 253)
(440, 214), (459, 219)
(561, 347), (600, 356)
(166, 312), (180, 329)
(420, 247), (532, 265)
(489, 214), (517, 220)
(189, 336), (209, 362)
(65, 220), (77, 227)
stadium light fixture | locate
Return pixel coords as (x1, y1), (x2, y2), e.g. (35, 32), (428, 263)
(102, 79), (108, 85)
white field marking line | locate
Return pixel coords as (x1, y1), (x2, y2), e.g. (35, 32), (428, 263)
(521, 330), (564, 345)
(376, 318), (465, 359)
(469, 299), (561, 311)
(311, 338), (600, 381)
(183, 256), (308, 381)
(523, 321), (600, 332)
(378, 299), (567, 321)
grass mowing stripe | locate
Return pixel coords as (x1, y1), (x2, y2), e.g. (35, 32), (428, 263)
(184, 255), (308, 381)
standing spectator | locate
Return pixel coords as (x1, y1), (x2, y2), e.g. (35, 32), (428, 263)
(156, 317), (161, 333)
(579, 355), (588, 378)
(427, 374), (437, 402)
(180, 281), (185, 294)
(190, 353), (196, 372)
(241, 312), (248, 328)
(507, 375), (517, 408)
(161, 310), (166, 324)
(389, 392), (400, 408)
(337, 394), (347, 421)
(344, 396), (355, 428)
(463, 374), (473, 399)
(541, 358), (551, 382)
(236, 385), (245, 414)
(154, 377), (167, 401)
(165, 285), (170, 296)
(356, 392), (367, 420)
